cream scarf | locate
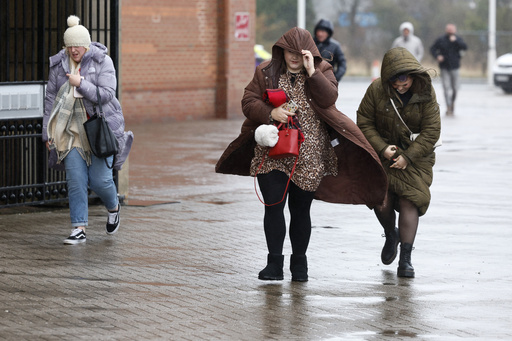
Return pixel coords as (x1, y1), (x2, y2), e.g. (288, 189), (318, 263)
(47, 59), (91, 165)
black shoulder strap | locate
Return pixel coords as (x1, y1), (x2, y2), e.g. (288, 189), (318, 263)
(93, 87), (103, 116)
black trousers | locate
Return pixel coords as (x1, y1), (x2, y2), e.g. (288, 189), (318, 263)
(257, 170), (315, 255)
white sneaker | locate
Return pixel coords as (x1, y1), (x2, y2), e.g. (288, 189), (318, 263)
(106, 205), (121, 235)
(64, 228), (86, 245)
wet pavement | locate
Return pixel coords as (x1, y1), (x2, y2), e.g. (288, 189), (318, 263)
(1, 78), (512, 340)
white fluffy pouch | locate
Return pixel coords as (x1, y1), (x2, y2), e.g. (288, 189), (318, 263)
(255, 124), (279, 147)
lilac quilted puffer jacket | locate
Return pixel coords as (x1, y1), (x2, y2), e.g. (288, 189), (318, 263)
(43, 42), (133, 170)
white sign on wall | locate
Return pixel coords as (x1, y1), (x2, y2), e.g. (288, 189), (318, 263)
(235, 12), (250, 41)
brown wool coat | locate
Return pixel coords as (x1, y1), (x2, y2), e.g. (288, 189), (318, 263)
(357, 47), (441, 215)
(216, 27), (387, 206)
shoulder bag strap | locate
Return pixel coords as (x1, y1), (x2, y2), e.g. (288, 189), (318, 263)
(390, 98), (413, 135)
(93, 87), (103, 116)
(253, 152), (299, 207)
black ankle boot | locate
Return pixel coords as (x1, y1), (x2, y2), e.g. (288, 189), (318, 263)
(290, 254), (308, 282)
(381, 227), (400, 265)
(258, 254), (284, 280)
(397, 243), (415, 278)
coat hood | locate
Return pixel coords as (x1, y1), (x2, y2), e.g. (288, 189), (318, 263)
(314, 19), (334, 37)
(380, 47), (425, 85)
(399, 22), (414, 35)
(272, 27), (322, 64)
(83, 42), (108, 64)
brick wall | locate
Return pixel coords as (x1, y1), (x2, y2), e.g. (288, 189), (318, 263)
(120, 0), (255, 123)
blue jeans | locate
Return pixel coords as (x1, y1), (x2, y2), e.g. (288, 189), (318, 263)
(64, 148), (118, 228)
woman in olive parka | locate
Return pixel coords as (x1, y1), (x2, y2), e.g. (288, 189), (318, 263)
(357, 47), (441, 278)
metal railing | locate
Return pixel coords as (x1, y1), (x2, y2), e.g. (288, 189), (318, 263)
(0, 0), (119, 84)
(0, 0), (119, 208)
(0, 118), (68, 207)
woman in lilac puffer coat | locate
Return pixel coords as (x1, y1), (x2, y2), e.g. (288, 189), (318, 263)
(43, 16), (132, 245)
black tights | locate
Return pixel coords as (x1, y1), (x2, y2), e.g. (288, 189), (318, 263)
(257, 170), (315, 255)
(374, 191), (419, 245)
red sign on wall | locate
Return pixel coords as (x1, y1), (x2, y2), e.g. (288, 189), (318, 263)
(235, 12), (250, 41)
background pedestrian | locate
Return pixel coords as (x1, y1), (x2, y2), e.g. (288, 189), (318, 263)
(313, 19), (347, 82)
(391, 21), (424, 62)
(430, 23), (468, 116)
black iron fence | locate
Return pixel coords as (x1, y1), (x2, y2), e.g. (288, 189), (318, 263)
(0, 0), (119, 208)
(0, 116), (68, 206)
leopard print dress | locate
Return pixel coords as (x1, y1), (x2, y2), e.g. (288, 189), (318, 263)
(250, 70), (338, 192)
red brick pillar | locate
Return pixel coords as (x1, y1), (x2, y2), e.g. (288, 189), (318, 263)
(216, 0), (255, 119)
(215, 0), (229, 119)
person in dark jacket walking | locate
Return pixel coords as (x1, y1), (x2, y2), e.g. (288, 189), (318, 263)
(313, 19), (347, 82)
(216, 27), (387, 282)
(430, 24), (467, 116)
(357, 47), (441, 278)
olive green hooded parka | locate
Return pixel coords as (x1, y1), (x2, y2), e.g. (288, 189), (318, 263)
(357, 47), (441, 215)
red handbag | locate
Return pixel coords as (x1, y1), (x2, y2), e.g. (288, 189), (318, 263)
(268, 116), (304, 159)
(254, 117), (304, 206)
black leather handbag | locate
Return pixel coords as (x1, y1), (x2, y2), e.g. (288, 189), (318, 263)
(83, 87), (119, 168)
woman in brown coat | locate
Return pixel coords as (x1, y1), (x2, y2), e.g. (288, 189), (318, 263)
(357, 47), (441, 278)
(216, 27), (387, 281)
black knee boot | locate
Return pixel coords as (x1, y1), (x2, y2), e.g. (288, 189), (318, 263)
(381, 227), (400, 265)
(258, 254), (284, 280)
(290, 254), (308, 282)
(397, 243), (415, 278)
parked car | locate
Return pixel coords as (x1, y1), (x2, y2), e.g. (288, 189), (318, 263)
(493, 52), (512, 93)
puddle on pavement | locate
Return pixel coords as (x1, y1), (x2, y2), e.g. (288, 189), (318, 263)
(309, 295), (385, 305)
(328, 331), (376, 339)
(255, 291), (386, 305)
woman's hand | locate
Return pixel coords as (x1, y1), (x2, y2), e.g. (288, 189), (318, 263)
(383, 145), (397, 160)
(271, 104), (296, 124)
(384, 145), (408, 169)
(301, 49), (315, 76)
(390, 155), (408, 170)
(66, 71), (82, 87)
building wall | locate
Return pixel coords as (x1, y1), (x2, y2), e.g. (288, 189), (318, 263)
(120, 0), (255, 123)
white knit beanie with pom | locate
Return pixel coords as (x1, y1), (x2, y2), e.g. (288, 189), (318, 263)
(63, 15), (91, 48)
